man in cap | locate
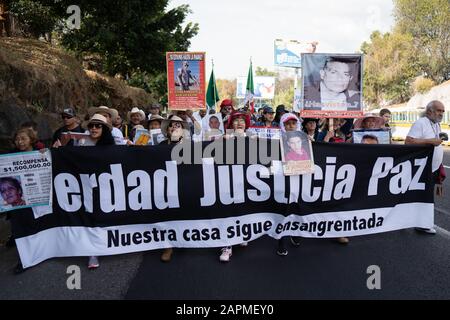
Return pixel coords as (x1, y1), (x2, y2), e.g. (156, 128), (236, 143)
(52, 107), (83, 147)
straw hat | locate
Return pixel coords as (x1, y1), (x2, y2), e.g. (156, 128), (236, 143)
(127, 107), (146, 122)
(83, 114), (112, 130)
(88, 106), (118, 121)
(161, 115), (189, 135)
(147, 114), (165, 122)
(353, 113), (385, 130)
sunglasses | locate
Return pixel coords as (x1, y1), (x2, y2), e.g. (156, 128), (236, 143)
(61, 115), (73, 120)
(88, 123), (103, 129)
(169, 122), (182, 128)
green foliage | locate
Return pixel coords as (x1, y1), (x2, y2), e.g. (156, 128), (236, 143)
(255, 67), (277, 77)
(362, 0), (449, 107)
(59, 1), (198, 80)
(273, 78), (294, 109)
(11, 0), (199, 101)
(412, 77), (436, 94)
(127, 70), (168, 105)
(217, 79), (237, 103)
(362, 30), (419, 106)
(10, 0), (59, 39)
(394, 0), (450, 82)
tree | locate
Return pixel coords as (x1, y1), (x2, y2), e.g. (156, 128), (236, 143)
(361, 30), (419, 107)
(216, 79), (237, 104)
(9, 0), (199, 101)
(57, 0), (198, 100)
(255, 67), (276, 77)
(9, 0), (59, 40)
(394, 0), (450, 82)
(273, 78), (294, 109)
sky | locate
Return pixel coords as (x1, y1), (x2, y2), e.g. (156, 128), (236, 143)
(168, 0), (395, 79)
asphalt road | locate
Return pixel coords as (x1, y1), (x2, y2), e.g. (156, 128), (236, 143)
(434, 149), (450, 233)
(1, 148), (450, 300)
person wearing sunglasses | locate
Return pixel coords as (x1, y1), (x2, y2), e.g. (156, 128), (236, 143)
(78, 114), (115, 147)
(160, 115), (190, 145)
(52, 107), (83, 147)
(157, 115), (190, 262)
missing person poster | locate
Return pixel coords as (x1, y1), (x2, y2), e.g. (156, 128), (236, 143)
(0, 150), (52, 212)
(301, 53), (363, 119)
(202, 113), (225, 141)
(352, 129), (391, 144)
(150, 129), (166, 146)
(280, 131), (314, 175)
(166, 52), (206, 110)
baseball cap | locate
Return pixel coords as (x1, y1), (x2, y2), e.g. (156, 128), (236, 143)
(61, 107), (76, 117)
(263, 105), (275, 114)
(276, 105), (287, 113)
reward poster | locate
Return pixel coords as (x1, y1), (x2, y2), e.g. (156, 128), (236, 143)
(167, 52), (206, 110)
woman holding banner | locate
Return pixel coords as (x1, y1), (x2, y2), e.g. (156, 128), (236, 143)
(277, 113), (304, 255)
(159, 115), (191, 262)
(69, 114), (115, 268)
(5, 127), (46, 273)
(219, 110), (252, 262)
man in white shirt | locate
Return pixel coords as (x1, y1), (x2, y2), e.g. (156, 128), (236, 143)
(405, 100), (446, 234)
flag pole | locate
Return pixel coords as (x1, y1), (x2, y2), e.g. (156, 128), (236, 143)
(212, 59), (217, 111)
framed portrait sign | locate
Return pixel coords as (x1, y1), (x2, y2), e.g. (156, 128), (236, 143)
(280, 131), (315, 176)
(301, 53), (363, 119)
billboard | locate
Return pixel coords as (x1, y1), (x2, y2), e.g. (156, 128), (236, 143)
(274, 39), (318, 68)
(166, 52), (206, 110)
(236, 76), (275, 99)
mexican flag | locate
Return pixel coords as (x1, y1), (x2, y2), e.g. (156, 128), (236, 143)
(206, 69), (220, 110)
(243, 61), (254, 113)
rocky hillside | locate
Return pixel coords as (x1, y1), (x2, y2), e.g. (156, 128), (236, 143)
(0, 38), (156, 151)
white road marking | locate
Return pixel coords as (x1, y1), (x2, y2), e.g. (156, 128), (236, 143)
(435, 225), (450, 240)
(444, 165), (450, 169)
(435, 207), (450, 217)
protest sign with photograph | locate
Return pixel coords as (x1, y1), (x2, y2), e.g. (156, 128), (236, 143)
(0, 150), (52, 212)
(150, 129), (166, 145)
(280, 131), (314, 175)
(202, 113), (225, 141)
(191, 111), (204, 142)
(166, 52), (206, 110)
(247, 126), (281, 140)
(352, 129), (391, 144)
(301, 53), (363, 119)
(133, 129), (151, 145)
